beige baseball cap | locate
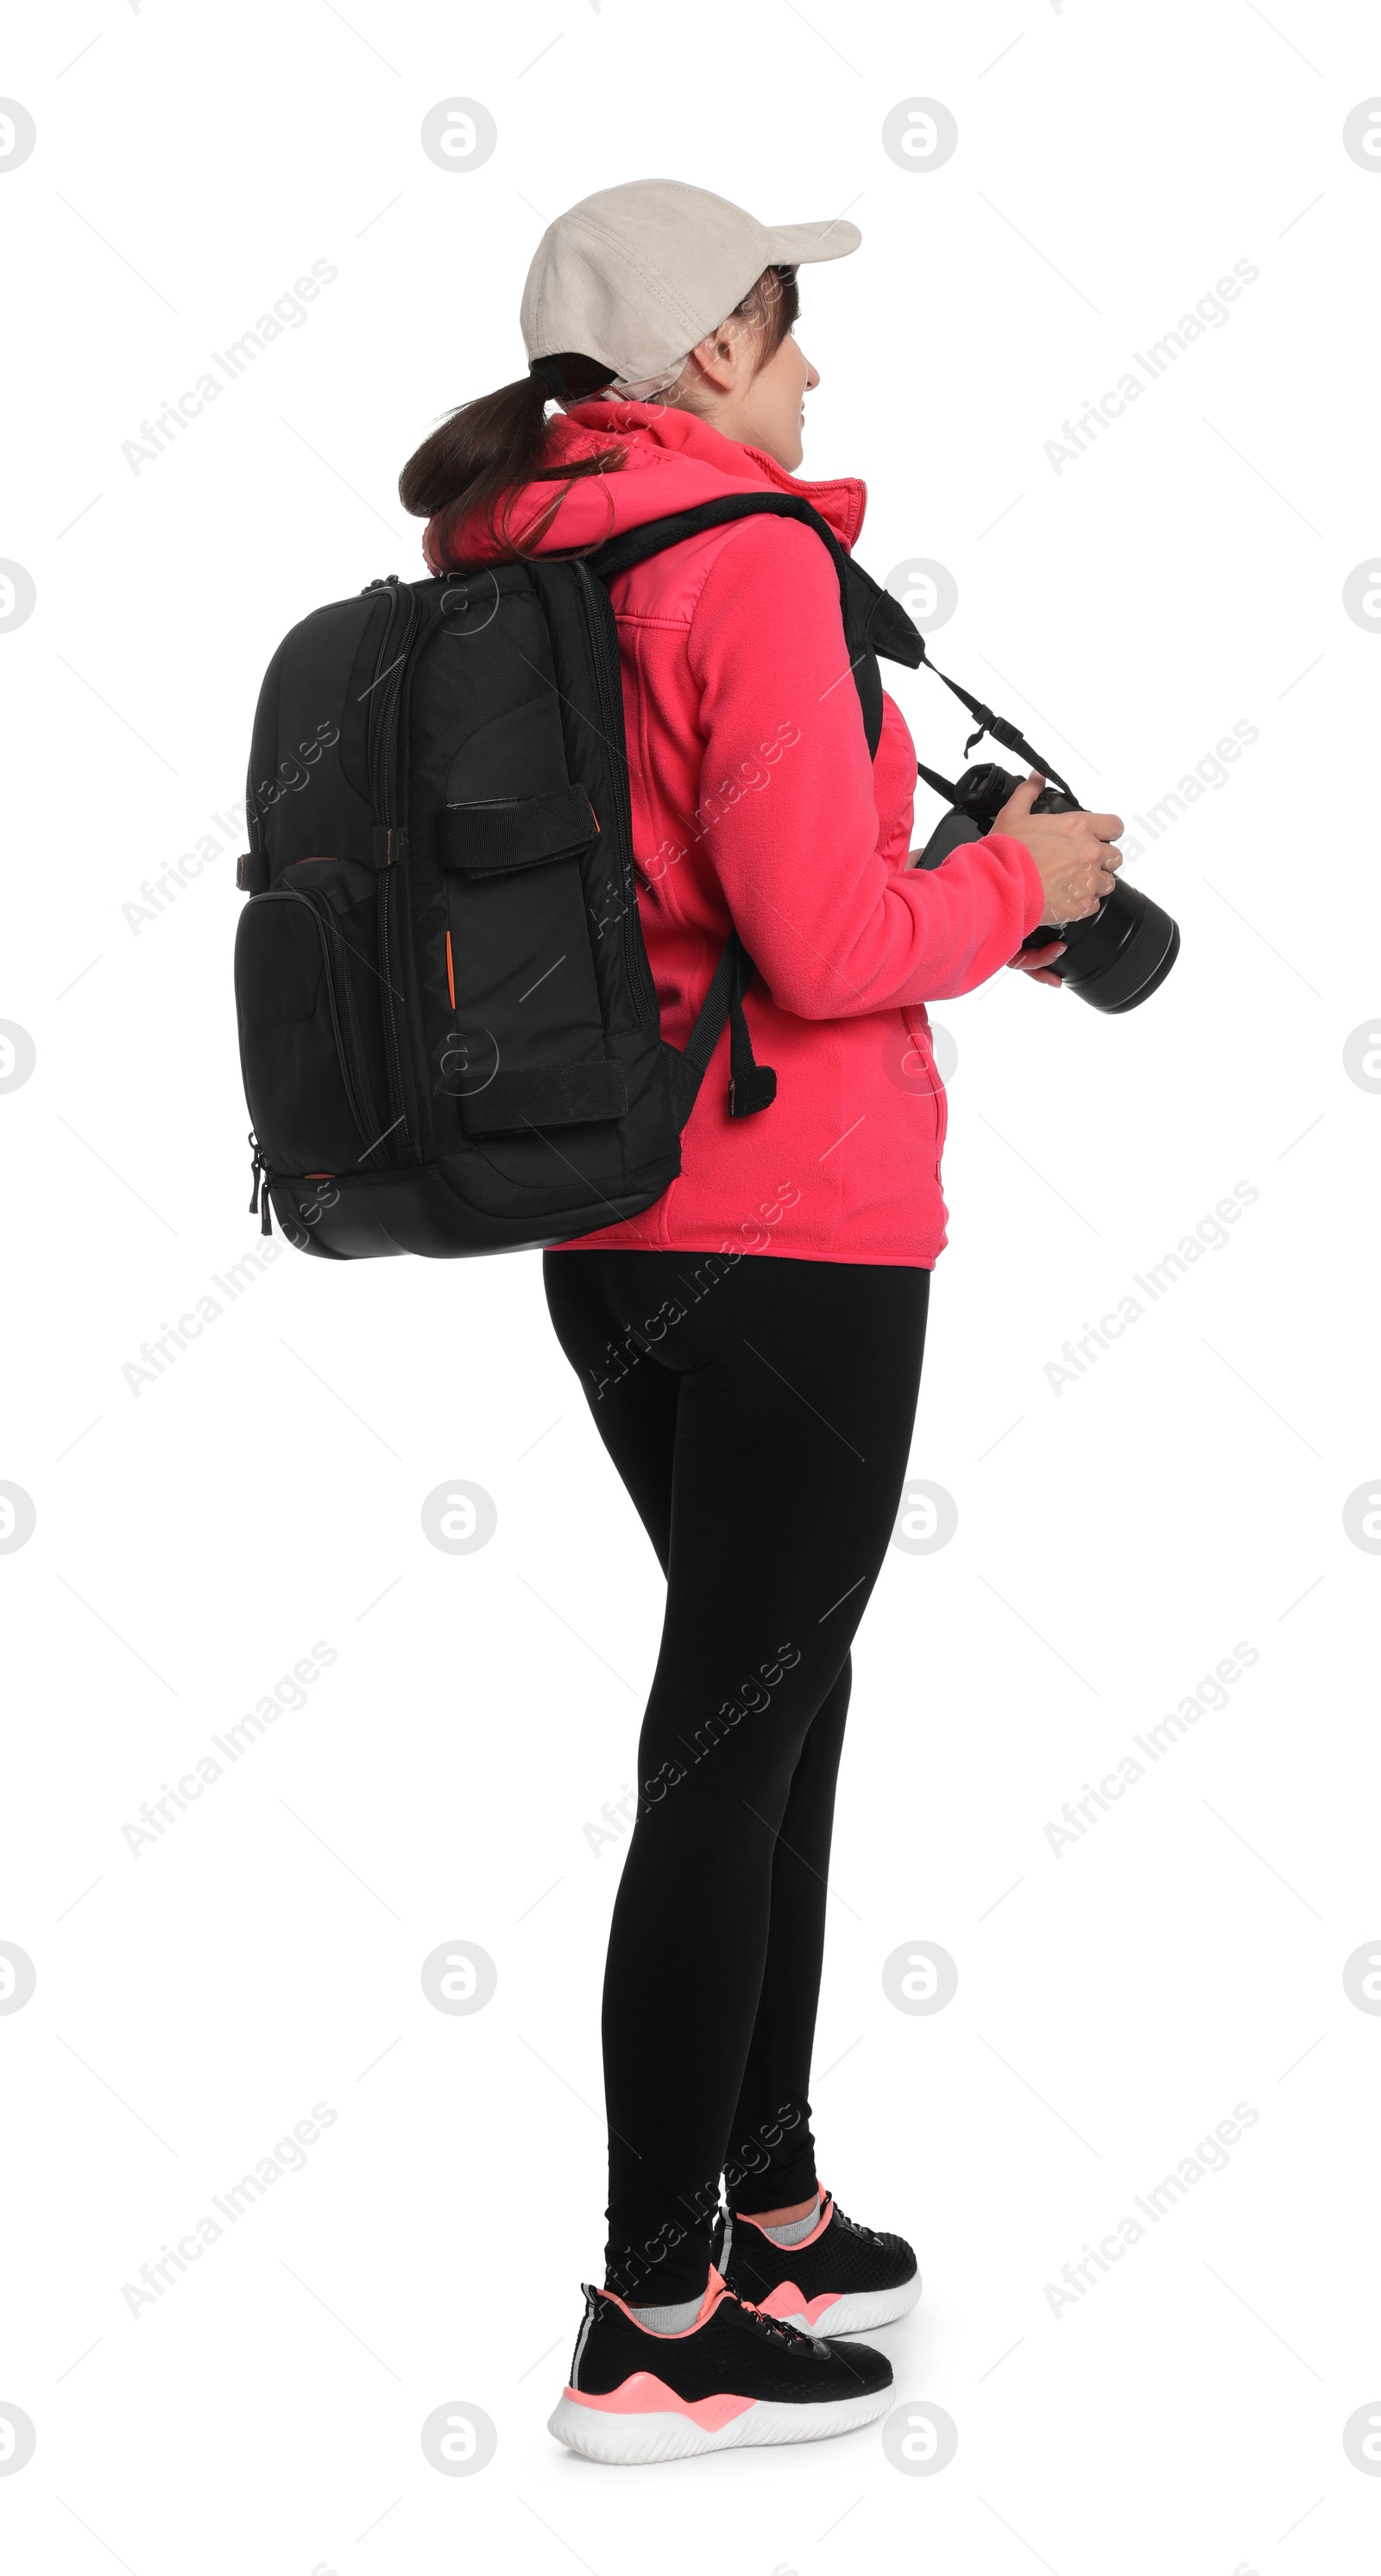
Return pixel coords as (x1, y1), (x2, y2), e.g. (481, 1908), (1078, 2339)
(520, 179), (861, 392)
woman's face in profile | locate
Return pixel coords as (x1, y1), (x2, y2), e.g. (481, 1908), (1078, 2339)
(737, 328), (819, 470)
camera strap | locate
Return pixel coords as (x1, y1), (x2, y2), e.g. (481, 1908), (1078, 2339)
(826, 544), (1079, 795)
(909, 649), (1075, 801)
(917, 757), (963, 804)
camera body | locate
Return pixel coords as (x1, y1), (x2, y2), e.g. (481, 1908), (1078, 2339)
(918, 761), (1181, 1016)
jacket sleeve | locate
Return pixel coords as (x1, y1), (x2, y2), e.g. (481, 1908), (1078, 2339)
(684, 516), (1046, 1017)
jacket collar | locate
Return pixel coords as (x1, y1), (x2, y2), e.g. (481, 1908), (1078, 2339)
(426, 400), (867, 566)
(559, 401), (868, 551)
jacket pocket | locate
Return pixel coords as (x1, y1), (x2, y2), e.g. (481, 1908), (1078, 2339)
(900, 1006), (947, 1181)
(235, 885), (394, 1175)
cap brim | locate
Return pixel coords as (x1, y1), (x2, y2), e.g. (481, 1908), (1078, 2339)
(760, 218), (861, 267)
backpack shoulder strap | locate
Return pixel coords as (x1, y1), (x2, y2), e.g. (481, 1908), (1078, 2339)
(590, 501), (845, 1134)
(586, 488), (849, 601)
(588, 495), (918, 1131)
(585, 495), (1075, 1124)
(590, 493), (899, 765)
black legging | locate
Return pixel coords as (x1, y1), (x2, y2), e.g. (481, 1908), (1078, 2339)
(543, 1246), (930, 2303)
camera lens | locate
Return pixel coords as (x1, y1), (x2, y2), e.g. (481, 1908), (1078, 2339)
(922, 762), (1182, 1011)
(1055, 881), (1180, 1012)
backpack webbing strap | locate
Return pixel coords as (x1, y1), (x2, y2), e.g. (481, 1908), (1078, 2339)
(667, 929), (776, 1129)
(724, 940), (777, 1118)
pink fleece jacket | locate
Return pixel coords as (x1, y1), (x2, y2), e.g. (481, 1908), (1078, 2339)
(426, 403), (1044, 1268)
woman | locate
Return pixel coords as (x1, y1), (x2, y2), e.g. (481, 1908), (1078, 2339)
(401, 180), (1123, 2466)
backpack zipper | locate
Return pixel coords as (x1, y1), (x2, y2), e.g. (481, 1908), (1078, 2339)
(366, 578), (423, 1155)
(364, 576), (401, 819)
(572, 561), (660, 1028)
(377, 870), (409, 1146)
(368, 578), (422, 824)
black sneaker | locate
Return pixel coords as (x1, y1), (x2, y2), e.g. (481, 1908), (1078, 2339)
(716, 2188), (921, 2337)
(546, 2265), (892, 2464)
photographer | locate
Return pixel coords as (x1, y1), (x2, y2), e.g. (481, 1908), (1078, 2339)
(401, 179), (1124, 2465)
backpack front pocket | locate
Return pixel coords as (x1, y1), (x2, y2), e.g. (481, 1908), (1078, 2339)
(436, 790), (617, 1124)
(235, 885), (394, 1175)
(430, 789), (629, 1203)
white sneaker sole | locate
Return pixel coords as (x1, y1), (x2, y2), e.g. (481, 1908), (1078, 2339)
(547, 2384), (890, 2465)
(776, 2272), (922, 2338)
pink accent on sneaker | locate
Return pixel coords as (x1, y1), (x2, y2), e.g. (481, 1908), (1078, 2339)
(563, 2371), (754, 2429)
(735, 2190), (835, 2251)
(696, 2263), (729, 2326)
(756, 2281), (840, 2329)
(595, 2266), (730, 2335)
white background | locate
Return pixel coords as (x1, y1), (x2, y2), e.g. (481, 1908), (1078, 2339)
(3, 1), (1379, 2568)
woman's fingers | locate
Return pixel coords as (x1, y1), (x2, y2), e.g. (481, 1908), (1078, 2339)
(1020, 801), (1130, 927)
(1075, 822), (1121, 870)
(1008, 941), (1067, 985)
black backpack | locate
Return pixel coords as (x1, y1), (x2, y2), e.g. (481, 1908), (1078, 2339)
(232, 491), (1046, 1259)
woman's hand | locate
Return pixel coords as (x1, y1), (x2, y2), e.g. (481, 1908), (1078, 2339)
(1006, 939), (1067, 990)
(992, 771), (1125, 928)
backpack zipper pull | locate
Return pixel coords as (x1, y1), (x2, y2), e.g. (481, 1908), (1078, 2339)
(249, 1134), (273, 1233)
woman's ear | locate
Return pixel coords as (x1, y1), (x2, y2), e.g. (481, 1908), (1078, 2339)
(687, 320), (751, 394)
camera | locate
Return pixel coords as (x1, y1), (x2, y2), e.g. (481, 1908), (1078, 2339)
(920, 761), (1181, 1015)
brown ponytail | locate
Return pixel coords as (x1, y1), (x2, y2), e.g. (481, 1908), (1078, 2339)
(398, 352), (623, 565)
(400, 266), (800, 566)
